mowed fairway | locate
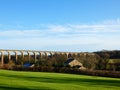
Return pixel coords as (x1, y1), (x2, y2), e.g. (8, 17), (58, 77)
(0, 70), (120, 90)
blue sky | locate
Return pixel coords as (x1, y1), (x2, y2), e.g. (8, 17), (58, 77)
(0, 0), (120, 52)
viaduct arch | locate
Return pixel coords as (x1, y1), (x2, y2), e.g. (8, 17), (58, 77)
(0, 49), (94, 66)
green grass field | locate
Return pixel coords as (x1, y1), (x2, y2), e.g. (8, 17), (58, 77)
(0, 70), (120, 90)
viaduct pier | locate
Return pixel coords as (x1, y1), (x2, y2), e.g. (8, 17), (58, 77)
(0, 49), (94, 66)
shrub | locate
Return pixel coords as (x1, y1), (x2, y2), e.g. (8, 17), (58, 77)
(3, 66), (119, 78)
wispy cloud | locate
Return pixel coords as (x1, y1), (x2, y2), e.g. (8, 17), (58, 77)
(0, 19), (120, 51)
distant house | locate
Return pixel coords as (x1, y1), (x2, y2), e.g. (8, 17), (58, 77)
(64, 58), (86, 70)
(23, 63), (35, 68)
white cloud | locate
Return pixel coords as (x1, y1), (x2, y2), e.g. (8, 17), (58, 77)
(0, 19), (120, 51)
(47, 25), (71, 33)
(102, 18), (120, 25)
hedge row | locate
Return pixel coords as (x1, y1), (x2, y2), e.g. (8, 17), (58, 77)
(1, 65), (120, 78)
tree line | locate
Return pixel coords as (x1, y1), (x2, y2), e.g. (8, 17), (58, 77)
(1, 50), (120, 71)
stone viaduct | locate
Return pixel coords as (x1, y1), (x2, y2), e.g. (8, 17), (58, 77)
(0, 49), (81, 66)
(0, 49), (95, 66)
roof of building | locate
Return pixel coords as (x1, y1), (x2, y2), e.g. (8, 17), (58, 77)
(64, 58), (75, 65)
(23, 63), (34, 67)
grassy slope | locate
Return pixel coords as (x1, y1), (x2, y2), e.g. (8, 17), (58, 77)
(0, 70), (120, 90)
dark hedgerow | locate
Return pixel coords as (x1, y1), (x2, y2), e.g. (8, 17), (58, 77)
(2, 66), (120, 78)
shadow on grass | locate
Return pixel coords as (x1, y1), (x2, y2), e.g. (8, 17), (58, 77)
(0, 86), (31, 90)
(0, 73), (120, 88)
(0, 85), (55, 90)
